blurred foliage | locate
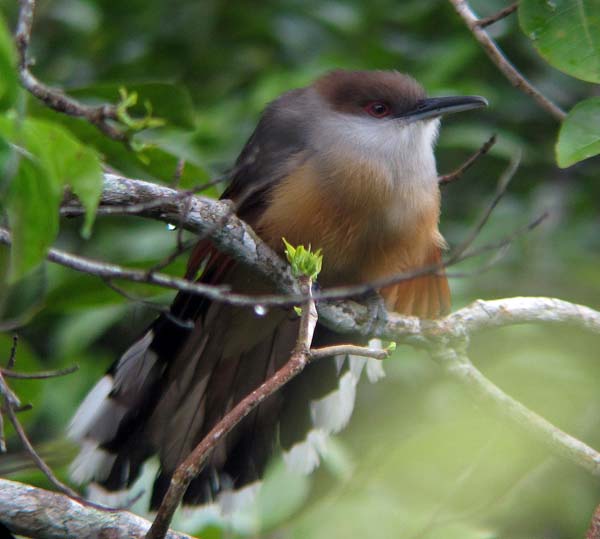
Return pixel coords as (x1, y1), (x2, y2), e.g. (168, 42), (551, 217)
(0, 0), (599, 538)
(519, 0), (600, 84)
(557, 97), (600, 167)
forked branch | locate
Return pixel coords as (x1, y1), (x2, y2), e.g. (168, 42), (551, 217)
(448, 0), (566, 121)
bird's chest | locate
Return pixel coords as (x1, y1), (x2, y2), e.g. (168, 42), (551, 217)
(256, 158), (441, 286)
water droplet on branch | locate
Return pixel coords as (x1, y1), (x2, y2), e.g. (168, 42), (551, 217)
(254, 305), (268, 317)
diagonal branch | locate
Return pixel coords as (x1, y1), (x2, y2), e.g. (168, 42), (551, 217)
(475, 2), (518, 28)
(145, 275), (319, 539)
(430, 345), (600, 477)
(448, 0), (566, 121)
(15, 0), (127, 142)
(439, 134), (497, 186)
(587, 503), (600, 539)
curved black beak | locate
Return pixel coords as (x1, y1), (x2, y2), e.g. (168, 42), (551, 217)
(396, 95), (488, 122)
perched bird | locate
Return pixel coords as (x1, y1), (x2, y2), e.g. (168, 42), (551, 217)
(69, 70), (487, 508)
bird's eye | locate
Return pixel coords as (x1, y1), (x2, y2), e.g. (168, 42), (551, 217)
(364, 101), (391, 118)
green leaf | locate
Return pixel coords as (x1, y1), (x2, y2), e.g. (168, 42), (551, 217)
(61, 144), (103, 238)
(19, 118), (103, 239)
(556, 97), (600, 167)
(519, 0), (600, 83)
(69, 82), (197, 129)
(0, 15), (19, 110)
(0, 115), (103, 279)
(282, 237), (323, 280)
(116, 87), (166, 132)
(27, 98), (211, 190)
(6, 157), (60, 279)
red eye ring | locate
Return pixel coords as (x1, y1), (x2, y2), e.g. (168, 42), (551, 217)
(364, 101), (391, 118)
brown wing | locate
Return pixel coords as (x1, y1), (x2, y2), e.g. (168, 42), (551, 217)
(69, 89), (343, 506)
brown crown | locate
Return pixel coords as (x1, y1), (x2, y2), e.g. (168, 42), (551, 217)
(313, 69), (426, 116)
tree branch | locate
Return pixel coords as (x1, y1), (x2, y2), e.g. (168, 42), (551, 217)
(1, 365), (78, 380)
(15, 0), (128, 142)
(0, 227), (294, 308)
(448, 0), (566, 121)
(310, 344), (389, 361)
(57, 171), (547, 314)
(146, 276), (319, 539)
(587, 503), (600, 539)
(439, 135), (497, 186)
(62, 173), (299, 297)
(0, 478), (193, 539)
(443, 297), (600, 337)
(475, 2), (518, 29)
(430, 345), (600, 479)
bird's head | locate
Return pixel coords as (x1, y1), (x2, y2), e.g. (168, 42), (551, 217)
(302, 70), (487, 185)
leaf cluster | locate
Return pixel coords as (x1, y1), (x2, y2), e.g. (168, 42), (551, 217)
(282, 238), (323, 281)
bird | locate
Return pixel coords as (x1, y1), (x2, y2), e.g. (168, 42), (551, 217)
(68, 69), (487, 509)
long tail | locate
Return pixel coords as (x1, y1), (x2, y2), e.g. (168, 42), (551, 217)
(68, 269), (382, 508)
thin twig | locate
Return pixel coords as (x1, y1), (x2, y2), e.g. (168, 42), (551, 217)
(475, 2), (518, 28)
(4, 403), (82, 499)
(7, 335), (18, 370)
(0, 401), (5, 453)
(1, 364), (78, 380)
(446, 152), (520, 265)
(448, 0), (566, 121)
(0, 227), (258, 304)
(146, 276), (318, 539)
(0, 338), (79, 496)
(439, 135), (497, 186)
(587, 503), (600, 539)
(146, 239), (195, 274)
(3, 388), (132, 513)
(310, 344), (389, 361)
(1, 401), (31, 414)
(171, 159), (185, 188)
(0, 372), (21, 409)
(15, 0), (127, 142)
(102, 278), (194, 329)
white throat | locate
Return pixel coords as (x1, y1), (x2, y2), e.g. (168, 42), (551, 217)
(315, 111), (440, 183)
(311, 108), (442, 230)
